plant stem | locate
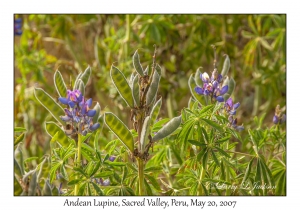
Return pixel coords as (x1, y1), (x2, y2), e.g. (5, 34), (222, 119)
(198, 164), (206, 195)
(137, 158), (144, 195)
(224, 150), (256, 157)
(74, 134), (82, 196)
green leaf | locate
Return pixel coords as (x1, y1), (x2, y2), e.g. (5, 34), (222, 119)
(199, 104), (214, 116)
(91, 182), (104, 195)
(79, 66), (92, 86)
(133, 50), (144, 76)
(14, 132), (25, 146)
(155, 64), (162, 76)
(73, 167), (87, 177)
(201, 118), (223, 132)
(14, 176), (22, 196)
(242, 158), (254, 184)
(215, 136), (231, 144)
(221, 55), (230, 78)
(60, 165), (69, 181)
(14, 158), (23, 177)
(144, 178), (153, 195)
(14, 127), (27, 132)
(42, 179), (52, 196)
(104, 112), (134, 153)
(202, 150), (209, 169)
(92, 102), (101, 124)
(77, 79), (85, 96)
(28, 171), (37, 196)
(227, 78), (236, 97)
(149, 97), (162, 126)
(94, 171), (114, 178)
(140, 116), (151, 153)
(68, 179), (82, 186)
(146, 70), (160, 106)
(50, 162), (61, 183)
(46, 122), (70, 147)
(132, 75), (140, 106)
(152, 115), (182, 141)
(24, 157), (39, 163)
(54, 70), (67, 97)
(110, 65), (134, 108)
(73, 72), (82, 89)
(78, 183), (87, 195)
(188, 74), (205, 105)
(144, 66), (149, 75)
(194, 67), (203, 86)
(34, 87), (65, 125)
(188, 140), (207, 147)
(211, 151), (220, 166)
(215, 147), (231, 158)
(145, 174), (160, 191)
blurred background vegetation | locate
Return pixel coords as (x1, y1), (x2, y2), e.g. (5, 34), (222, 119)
(14, 14), (286, 160)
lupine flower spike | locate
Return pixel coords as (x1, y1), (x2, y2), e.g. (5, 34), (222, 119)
(273, 105), (286, 124)
(225, 97), (244, 131)
(58, 89), (100, 136)
(195, 71), (228, 102)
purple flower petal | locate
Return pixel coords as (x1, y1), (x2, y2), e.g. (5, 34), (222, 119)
(68, 101), (75, 108)
(58, 97), (69, 105)
(229, 110), (236, 115)
(82, 130), (87, 136)
(219, 85), (228, 95)
(74, 116), (80, 123)
(233, 102), (240, 109)
(109, 156), (116, 162)
(60, 116), (71, 122)
(90, 123), (100, 131)
(216, 96), (224, 102)
(86, 98), (93, 107)
(87, 109), (96, 117)
(195, 87), (204, 95)
(102, 179), (110, 186)
(212, 81), (219, 89)
(273, 115), (279, 124)
(217, 74), (222, 83)
(64, 108), (72, 118)
(235, 125), (244, 131)
(226, 98), (233, 108)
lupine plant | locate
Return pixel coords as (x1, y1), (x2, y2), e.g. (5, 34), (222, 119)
(105, 47), (181, 195)
(14, 46), (286, 196)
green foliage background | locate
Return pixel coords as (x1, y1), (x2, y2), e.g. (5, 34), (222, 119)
(14, 14), (286, 176)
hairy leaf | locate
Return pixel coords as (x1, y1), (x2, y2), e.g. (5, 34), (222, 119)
(133, 50), (144, 76)
(54, 70), (67, 97)
(34, 87), (65, 125)
(110, 65), (134, 108)
(152, 115), (182, 141)
(104, 112), (134, 153)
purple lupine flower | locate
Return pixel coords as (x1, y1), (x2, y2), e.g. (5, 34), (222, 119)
(14, 18), (22, 36)
(96, 178), (110, 186)
(58, 89), (100, 136)
(109, 156), (116, 162)
(273, 105), (286, 125)
(195, 71), (228, 102)
(228, 115), (244, 131)
(224, 97), (240, 115)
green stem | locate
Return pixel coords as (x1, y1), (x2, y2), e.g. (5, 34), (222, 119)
(198, 164), (206, 195)
(137, 158), (144, 195)
(74, 134), (82, 196)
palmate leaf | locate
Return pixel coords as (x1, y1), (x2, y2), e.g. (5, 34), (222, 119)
(34, 87), (65, 125)
(110, 65), (134, 108)
(201, 118), (223, 132)
(54, 70), (67, 97)
(104, 112), (134, 153)
(152, 115), (182, 141)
